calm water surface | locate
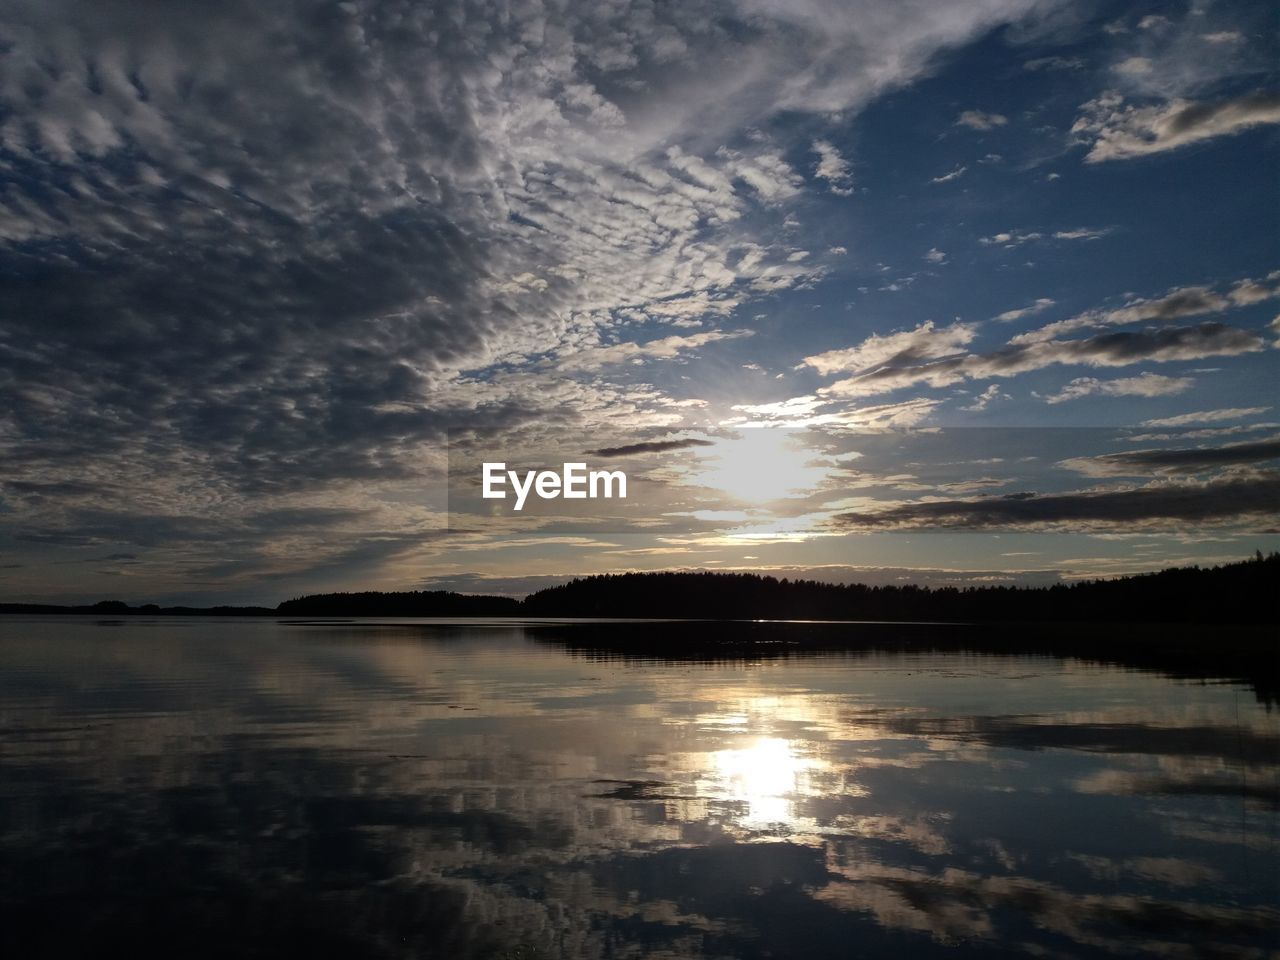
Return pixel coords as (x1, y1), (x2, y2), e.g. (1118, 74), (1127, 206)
(0, 618), (1276, 958)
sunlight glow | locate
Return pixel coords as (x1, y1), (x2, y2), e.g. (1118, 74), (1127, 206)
(686, 430), (830, 505)
(711, 736), (815, 828)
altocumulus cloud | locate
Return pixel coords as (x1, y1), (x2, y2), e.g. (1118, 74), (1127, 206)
(1041, 373), (1194, 404)
(815, 323), (1264, 399)
(0, 0), (1074, 570)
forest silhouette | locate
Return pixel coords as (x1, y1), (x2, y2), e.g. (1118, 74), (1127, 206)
(514, 552), (1275, 623)
(7, 552), (1273, 623)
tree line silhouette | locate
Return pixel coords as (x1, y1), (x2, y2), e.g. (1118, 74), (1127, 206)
(277, 591), (522, 617)
(517, 552), (1276, 623)
(3, 553), (1275, 623)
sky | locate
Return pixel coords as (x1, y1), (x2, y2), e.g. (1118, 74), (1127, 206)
(0, 0), (1277, 605)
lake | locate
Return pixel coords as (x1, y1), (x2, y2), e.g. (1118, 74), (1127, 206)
(0, 617), (1275, 958)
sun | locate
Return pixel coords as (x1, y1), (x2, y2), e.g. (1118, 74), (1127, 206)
(687, 430), (829, 505)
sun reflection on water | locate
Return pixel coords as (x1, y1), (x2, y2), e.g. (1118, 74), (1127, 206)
(708, 736), (820, 830)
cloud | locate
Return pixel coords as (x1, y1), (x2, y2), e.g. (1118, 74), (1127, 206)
(982, 227), (1110, 248)
(1023, 55), (1085, 71)
(555, 330), (753, 372)
(587, 438), (715, 458)
(1052, 226), (1113, 240)
(1041, 372), (1194, 404)
(994, 298), (1055, 323)
(0, 0), (1066, 498)
(1060, 439), (1280, 477)
(980, 229), (1042, 246)
(960, 384), (1008, 411)
(931, 165), (968, 183)
(725, 395), (939, 430)
(833, 472), (1280, 529)
(716, 146), (804, 201)
(1114, 56), (1153, 76)
(803, 321), (977, 377)
(811, 139), (855, 195)
(729, 396), (828, 419)
(1, 0), (1272, 598)
(1125, 423), (1280, 443)
(833, 398), (941, 429)
(1012, 284), (1234, 343)
(924, 248), (947, 264)
(955, 110), (1008, 130)
(818, 323), (1265, 399)
(1228, 275), (1280, 306)
(1201, 31), (1245, 45)
(1141, 407), (1272, 428)
(1073, 91), (1280, 162)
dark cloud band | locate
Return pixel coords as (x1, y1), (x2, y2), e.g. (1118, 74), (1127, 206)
(834, 473), (1280, 530)
(587, 438), (715, 458)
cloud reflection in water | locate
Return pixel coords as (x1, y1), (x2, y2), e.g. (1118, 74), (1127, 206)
(0, 618), (1275, 958)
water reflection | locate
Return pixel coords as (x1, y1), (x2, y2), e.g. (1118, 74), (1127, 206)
(710, 736), (816, 830)
(0, 617), (1275, 958)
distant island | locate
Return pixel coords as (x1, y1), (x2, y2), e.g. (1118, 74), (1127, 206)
(3, 552), (1275, 623)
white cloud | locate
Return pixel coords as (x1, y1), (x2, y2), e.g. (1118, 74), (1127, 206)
(811, 139), (855, 195)
(831, 398), (941, 429)
(1012, 284), (1232, 343)
(924, 248), (947, 264)
(818, 324), (1264, 399)
(955, 110), (1008, 130)
(1114, 56), (1153, 75)
(556, 329), (753, 372)
(994, 298), (1055, 323)
(980, 229), (1042, 247)
(1127, 423), (1280, 442)
(725, 395), (939, 430)
(730, 395), (826, 419)
(1228, 276), (1280, 306)
(1052, 226), (1113, 240)
(983, 227), (1110, 247)
(1073, 91), (1280, 163)
(931, 165), (968, 184)
(719, 147), (804, 201)
(804, 320), (977, 376)
(1041, 373), (1194, 404)
(1141, 406), (1271, 428)
(960, 383), (1008, 411)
